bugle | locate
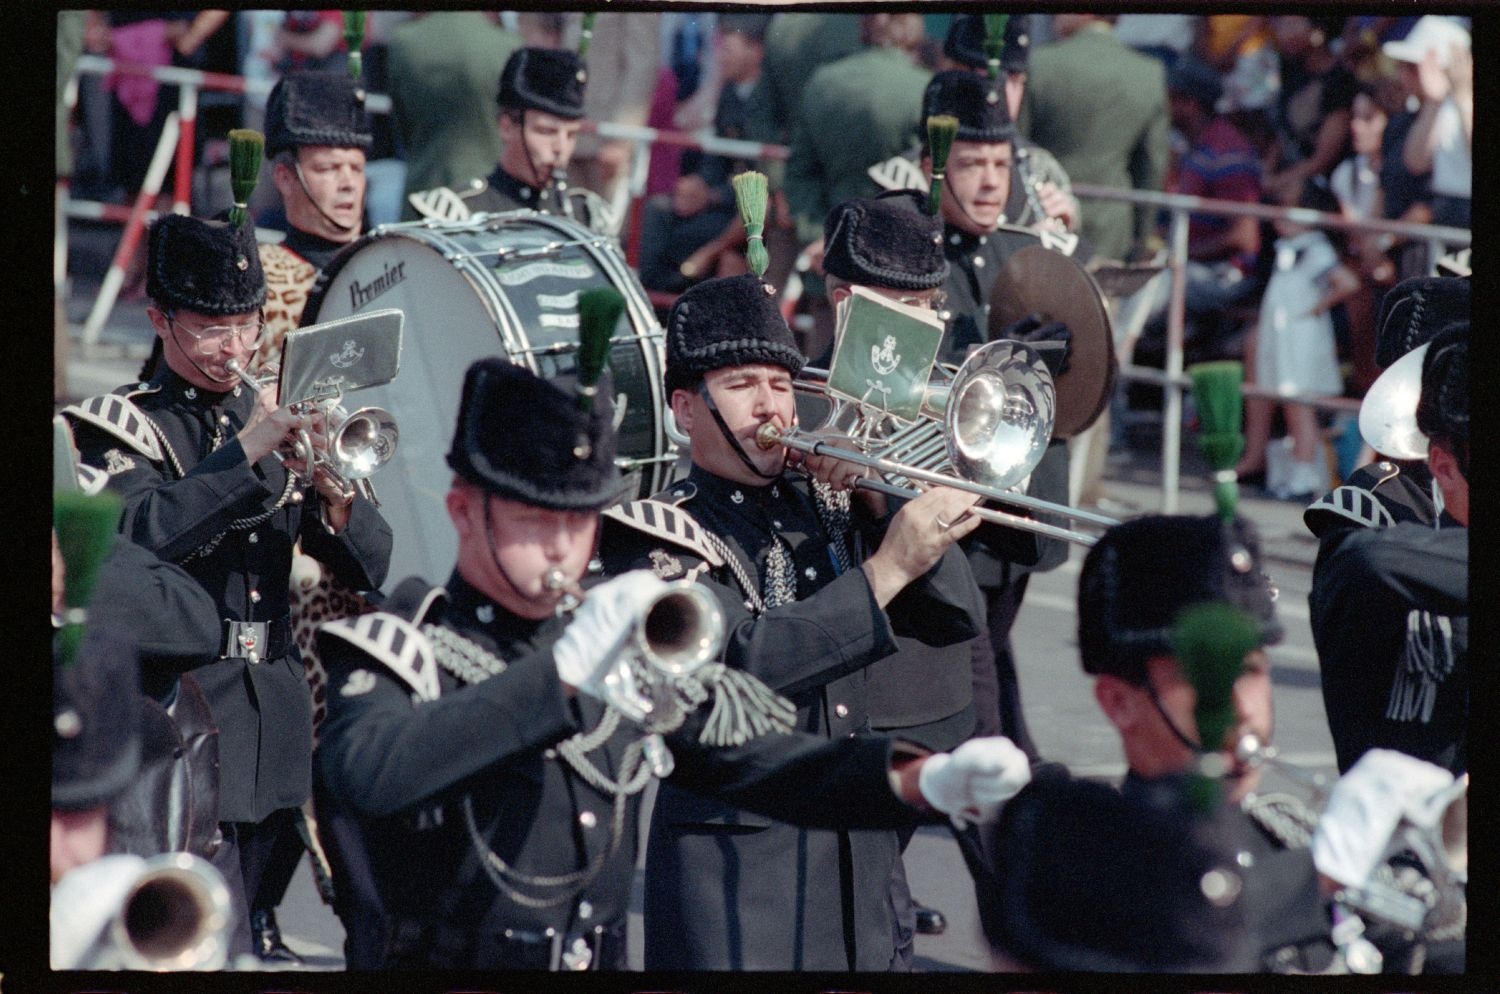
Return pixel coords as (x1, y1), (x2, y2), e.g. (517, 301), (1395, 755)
(226, 358), (399, 501)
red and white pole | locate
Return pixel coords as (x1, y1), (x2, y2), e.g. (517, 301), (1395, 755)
(81, 111), (180, 350)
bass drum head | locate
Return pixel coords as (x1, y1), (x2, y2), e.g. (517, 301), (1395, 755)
(304, 217), (672, 587)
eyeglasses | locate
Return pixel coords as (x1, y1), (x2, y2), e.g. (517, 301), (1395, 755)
(166, 311), (265, 355)
(895, 289), (948, 312)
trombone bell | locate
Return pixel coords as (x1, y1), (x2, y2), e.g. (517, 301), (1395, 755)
(944, 340), (1054, 492)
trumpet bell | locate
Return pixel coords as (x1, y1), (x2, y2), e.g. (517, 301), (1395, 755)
(944, 340), (1055, 491)
(332, 406), (400, 480)
(637, 581), (725, 679)
(115, 853), (233, 971)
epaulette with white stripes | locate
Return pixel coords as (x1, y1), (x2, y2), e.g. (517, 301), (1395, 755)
(407, 184), (479, 222)
(321, 612), (442, 701)
(61, 391), (165, 462)
(1305, 485), (1396, 530)
(603, 498), (724, 568)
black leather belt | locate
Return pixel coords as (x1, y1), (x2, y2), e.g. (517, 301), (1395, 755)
(219, 615), (292, 662)
(384, 916), (626, 970)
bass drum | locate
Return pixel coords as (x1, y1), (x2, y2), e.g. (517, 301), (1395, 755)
(304, 212), (675, 586)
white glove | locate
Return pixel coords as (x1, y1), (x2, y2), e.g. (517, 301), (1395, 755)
(552, 570), (667, 706)
(917, 736), (1032, 828)
(1311, 748), (1456, 889)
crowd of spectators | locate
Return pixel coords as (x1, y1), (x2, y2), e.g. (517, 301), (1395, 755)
(63, 11), (1471, 503)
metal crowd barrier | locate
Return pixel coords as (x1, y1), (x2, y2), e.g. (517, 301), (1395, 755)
(1071, 183), (1469, 510)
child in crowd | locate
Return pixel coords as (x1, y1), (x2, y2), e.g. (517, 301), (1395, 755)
(1238, 177), (1361, 500)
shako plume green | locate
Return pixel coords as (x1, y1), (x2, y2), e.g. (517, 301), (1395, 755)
(731, 171), (771, 278)
(576, 287), (624, 413)
(983, 15), (1010, 81)
(1189, 361), (1246, 522)
(925, 115), (958, 216)
(343, 11), (367, 81)
(227, 129), (264, 228)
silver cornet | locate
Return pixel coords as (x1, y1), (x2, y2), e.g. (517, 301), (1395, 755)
(226, 358), (399, 503)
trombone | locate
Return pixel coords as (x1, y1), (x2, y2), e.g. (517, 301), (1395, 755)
(226, 358), (399, 503)
(757, 340), (1119, 546)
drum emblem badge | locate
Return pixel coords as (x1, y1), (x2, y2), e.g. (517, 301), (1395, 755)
(329, 340), (366, 369)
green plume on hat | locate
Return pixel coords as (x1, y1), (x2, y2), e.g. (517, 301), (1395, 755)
(1172, 601), (1260, 813)
(578, 12), (598, 60)
(227, 129), (263, 229)
(984, 14), (1009, 81)
(577, 287), (624, 413)
(731, 170), (771, 278)
(343, 11), (367, 82)
(925, 115), (959, 216)
(53, 490), (122, 668)
(1189, 361), (1246, 522)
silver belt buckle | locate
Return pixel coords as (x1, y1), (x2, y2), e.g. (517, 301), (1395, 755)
(224, 620), (268, 663)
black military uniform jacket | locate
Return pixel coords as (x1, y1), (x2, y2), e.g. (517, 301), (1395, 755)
(1304, 459), (1467, 775)
(600, 464), (982, 970)
(315, 571), (922, 970)
(64, 368), (392, 823)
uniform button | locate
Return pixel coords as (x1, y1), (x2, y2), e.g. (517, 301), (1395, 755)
(772, 519), (783, 529)
(973, 255), (985, 268)
(184, 387), (197, 400)
(218, 414), (230, 426)
(578, 900), (593, 920)
(248, 532), (259, 544)
(579, 811), (597, 829)
(834, 704), (849, 719)
(544, 748), (557, 759)
(249, 589), (261, 604)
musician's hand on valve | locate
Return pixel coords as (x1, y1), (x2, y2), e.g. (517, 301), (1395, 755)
(916, 736), (1032, 828)
(236, 382), (301, 465)
(862, 486), (980, 607)
(1311, 749), (1457, 892)
(1035, 181), (1077, 232)
(552, 571), (668, 714)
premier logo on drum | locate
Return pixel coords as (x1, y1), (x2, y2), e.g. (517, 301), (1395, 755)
(349, 260), (408, 310)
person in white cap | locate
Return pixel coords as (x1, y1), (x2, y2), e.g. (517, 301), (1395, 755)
(1383, 16), (1471, 229)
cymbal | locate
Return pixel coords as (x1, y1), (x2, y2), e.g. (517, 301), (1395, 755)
(987, 244), (1117, 439)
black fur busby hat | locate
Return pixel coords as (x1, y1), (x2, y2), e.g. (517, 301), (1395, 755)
(1374, 276), (1470, 369)
(497, 47), (588, 120)
(447, 358), (621, 510)
(1416, 322), (1469, 460)
(1077, 515), (1282, 683)
(944, 14), (1032, 73)
(822, 192), (948, 291)
(921, 70), (1013, 149)
(974, 768), (1255, 971)
(664, 274), (805, 395)
(53, 626), (142, 810)
(146, 214), (266, 317)
(264, 70), (373, 159)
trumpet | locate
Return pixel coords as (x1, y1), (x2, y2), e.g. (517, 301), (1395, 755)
(57, 852), (234, 971)
(225, 358), (399, 503)
(547, 570), (726, 725)
(758, 340), (1118, 546)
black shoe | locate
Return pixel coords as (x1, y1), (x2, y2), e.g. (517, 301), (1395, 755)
(250, 908), (304, 965)
(913, 899), (947, 936)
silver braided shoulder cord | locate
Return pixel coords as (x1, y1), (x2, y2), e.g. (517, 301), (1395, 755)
(424, 622), (658, 908)
(144, 412), (300, 564)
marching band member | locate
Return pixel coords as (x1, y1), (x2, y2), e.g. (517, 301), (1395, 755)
(315, 355), (1031, 970)
(407, 46), (592, 222)
(61, 212), (392, 959)
(597, 239), (1013, 969)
